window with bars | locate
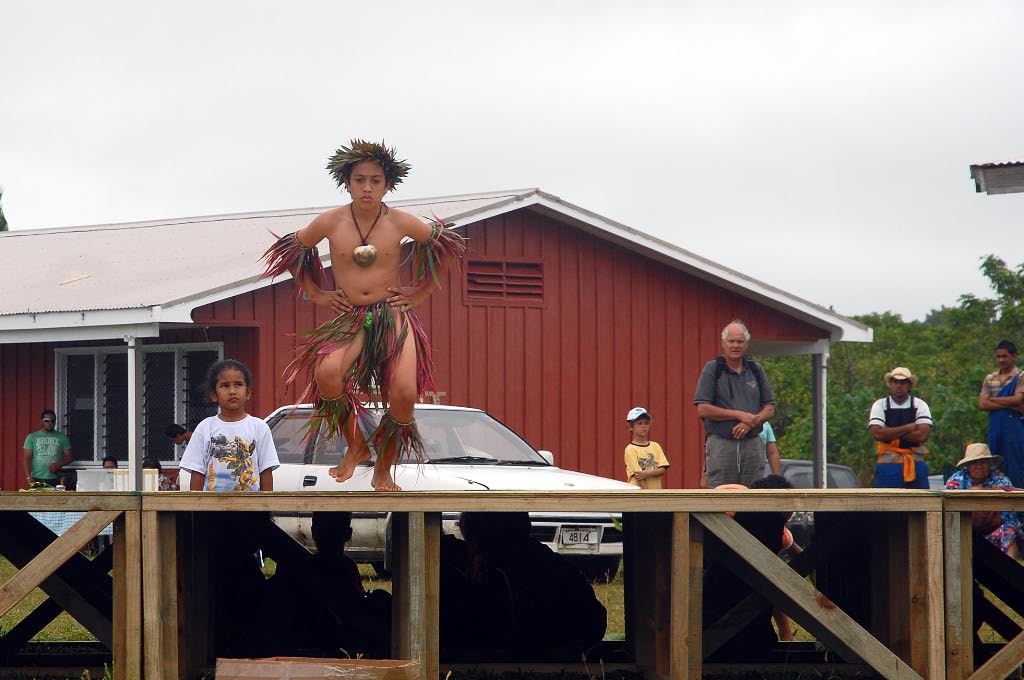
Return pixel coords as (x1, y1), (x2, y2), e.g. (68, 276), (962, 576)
(465, 259), (544, 304)
(57, 344), (221, 463)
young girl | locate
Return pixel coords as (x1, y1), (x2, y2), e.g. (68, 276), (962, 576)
(179, 359), (280, 491)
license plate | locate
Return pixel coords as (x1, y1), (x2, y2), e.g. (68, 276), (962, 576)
(558, 525), (602, 553)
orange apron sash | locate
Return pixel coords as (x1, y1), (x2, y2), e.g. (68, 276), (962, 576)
(876, 439), (927, 483)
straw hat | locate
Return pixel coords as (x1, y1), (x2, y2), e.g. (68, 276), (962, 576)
(955, 442), (1003, 469)
(884, 366), (918, 387)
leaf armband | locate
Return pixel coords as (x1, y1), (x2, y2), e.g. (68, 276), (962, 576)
(260, 232), (325, 292)
(411, 216), (467, 288)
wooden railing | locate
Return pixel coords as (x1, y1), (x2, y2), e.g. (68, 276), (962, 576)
(2, 489), (1024, 679)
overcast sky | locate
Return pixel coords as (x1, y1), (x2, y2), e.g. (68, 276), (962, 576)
(3, 1), (1023, 321)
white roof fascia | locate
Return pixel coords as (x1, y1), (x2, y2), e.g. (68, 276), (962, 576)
(417, 190), (540, 231)
(0, 307), (162, 331)
(0, 312), (160, 344)
(514, 191), (871, 344)
(749, 339), (831, 357)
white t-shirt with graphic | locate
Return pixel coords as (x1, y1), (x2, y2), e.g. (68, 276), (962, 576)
(179, 414), (280, 491)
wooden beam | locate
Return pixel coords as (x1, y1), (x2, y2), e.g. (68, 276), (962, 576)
(0, 518), (114, 646)
(421, 512), (440, 680)
(653, 513), (673, 676)
(139, 489), (943, 514)
(391, 511), (439, 680)
(0, 510), (119, 618)
(702, 513), (868, 658)
(143, 510), (180, 680)
(694, 512), (924, 680)
(670, 512), (701, 680)
(944, 511), (973, 679)
(113, 507), (142, 680)
(973, 536), (1024, 614)
(142, 511), (162, 680)
(0, 597), (62, 656)
(970, 626), (1024, 679)
(623, 512), (663, 672)
(895, 512), (934, 677)
(924, 511), (946, 679)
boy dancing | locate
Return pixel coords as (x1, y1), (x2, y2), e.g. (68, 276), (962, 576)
(261, 140), (465, 490)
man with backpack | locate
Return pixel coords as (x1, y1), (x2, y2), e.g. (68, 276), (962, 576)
(694, 320), (775, 487)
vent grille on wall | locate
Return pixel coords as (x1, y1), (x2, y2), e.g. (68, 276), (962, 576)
(466, 260), (543, 303)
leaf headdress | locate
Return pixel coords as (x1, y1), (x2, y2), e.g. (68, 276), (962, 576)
(326, 139), (411, 191)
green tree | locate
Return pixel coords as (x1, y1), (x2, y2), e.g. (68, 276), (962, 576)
(761, 255), (1024, 485)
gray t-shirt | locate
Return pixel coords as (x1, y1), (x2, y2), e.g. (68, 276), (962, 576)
(693, 357), (774, 438)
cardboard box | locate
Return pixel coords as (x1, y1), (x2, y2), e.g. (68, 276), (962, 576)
(215, 657), (420, 680)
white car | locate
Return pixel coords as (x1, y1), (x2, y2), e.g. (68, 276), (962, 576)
(265, 403), (637, 580)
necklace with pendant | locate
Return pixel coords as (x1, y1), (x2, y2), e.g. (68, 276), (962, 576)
(351, 203), (386, 267)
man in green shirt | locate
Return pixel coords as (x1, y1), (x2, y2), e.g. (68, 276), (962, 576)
(22, 409), (73, 487)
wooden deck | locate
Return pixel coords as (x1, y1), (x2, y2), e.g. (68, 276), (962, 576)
(2, 489), (1024, 679)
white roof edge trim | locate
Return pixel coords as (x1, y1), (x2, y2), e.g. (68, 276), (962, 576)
(0, 307), (162, 331)
(400, 191), (539, 228)
(518, 192), (872, 344)
(0, 322), (160, 345)
(749, 339), (831, 357)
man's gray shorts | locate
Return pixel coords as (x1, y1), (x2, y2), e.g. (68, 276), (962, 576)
(705, 434), (767, 488)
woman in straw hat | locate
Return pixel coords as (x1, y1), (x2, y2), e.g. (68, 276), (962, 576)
(945, 443), (1021, 557)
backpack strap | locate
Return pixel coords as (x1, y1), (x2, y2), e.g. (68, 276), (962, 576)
(716, 355), (764, 393)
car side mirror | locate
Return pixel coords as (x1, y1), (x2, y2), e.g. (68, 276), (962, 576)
(538, 450), (554, 465)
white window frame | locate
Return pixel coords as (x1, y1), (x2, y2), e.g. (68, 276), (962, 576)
(55, 342), (222, 463)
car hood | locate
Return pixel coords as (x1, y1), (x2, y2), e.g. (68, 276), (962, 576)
(277, 462), (638, 493)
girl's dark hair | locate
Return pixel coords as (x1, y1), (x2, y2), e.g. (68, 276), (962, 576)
(205, 359), (253, 394)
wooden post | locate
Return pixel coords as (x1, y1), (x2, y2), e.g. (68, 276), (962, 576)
(114, 507), (142, 680)
(924, 510), (946, 679)
(391, 511), (439, 680)
(668, 512), (701, 680)
(625, 512), (664, 672)
(903, 511), (931, 675)
(944, 510), (973, 679)
(143, 509), (180, 680)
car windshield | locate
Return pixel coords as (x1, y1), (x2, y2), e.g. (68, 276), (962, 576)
(269, 408), (549, 466)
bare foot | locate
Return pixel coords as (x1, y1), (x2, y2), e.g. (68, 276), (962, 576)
(328, 444), (371, 483)
(370, 460), (402, 491)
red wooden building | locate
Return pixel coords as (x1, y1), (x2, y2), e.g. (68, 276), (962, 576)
(0, 189), (870, 490)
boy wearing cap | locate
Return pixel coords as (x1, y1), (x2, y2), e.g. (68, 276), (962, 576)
(868, 367), (933, 488)
(624, 407), (670, 489)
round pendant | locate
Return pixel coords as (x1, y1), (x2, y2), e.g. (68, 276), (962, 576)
(352, 244), (378, 267)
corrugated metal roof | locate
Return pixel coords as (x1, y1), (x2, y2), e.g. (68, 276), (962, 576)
(970, 160), (1024, 195)
(0, 188), (871, 342)
(971, 159), (1024, 168)
(0, 190), (527, 317)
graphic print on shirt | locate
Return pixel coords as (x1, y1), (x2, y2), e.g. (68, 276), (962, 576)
(206, 433), (257, 491)
(637, 450), (658, 470)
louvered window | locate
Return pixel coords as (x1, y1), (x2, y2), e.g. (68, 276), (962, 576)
(56, 344), (221, 462)
(466, 259), (544, 304)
